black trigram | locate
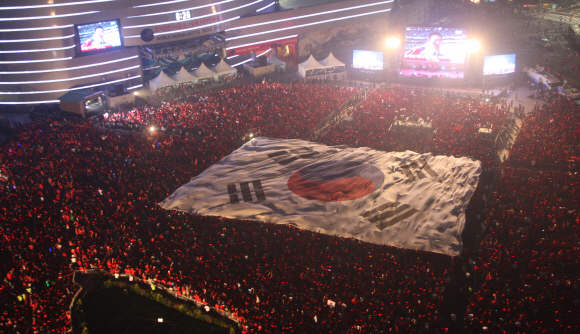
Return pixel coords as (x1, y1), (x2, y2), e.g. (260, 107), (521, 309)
(227, 180), (266, 205)
(400, 158), (438, 182)
(267, 147), (319, 165)
(361, 202), (419, 230)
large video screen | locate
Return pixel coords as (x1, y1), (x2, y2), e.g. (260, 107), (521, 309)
(404, 27), (467, 63)
(401, 27), (467, 79)
(76, 19), (122, 55)
(353, 50), (383, 70)
(483, 54), (516, 76)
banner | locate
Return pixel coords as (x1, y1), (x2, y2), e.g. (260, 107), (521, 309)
(226, 36), (298, 56)
(160, 138), (481, 256)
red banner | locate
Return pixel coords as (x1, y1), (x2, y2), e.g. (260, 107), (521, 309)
(227, 36), (298, 56)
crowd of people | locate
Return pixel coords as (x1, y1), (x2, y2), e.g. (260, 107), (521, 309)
(464, 93), (580, 332)
(103, 83), (356, 142)
(507, 96), (580, 166)
(0, 81), (578, 333)
(319, 87), (508, 170)
(466, 166), (580, 332)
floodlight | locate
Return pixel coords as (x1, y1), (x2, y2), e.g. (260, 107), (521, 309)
(465, 40), (481, 53)
(385, 37), (400, 48)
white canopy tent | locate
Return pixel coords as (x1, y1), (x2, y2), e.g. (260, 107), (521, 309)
(149, 70), (176, 92)
(298, 55), (326, 78)
(320, 52), (347, 77)
(171, 67), (198, 85)
(192, 63), (217, 81)
(268, 54), (286, 72)
(211, 59), (237, 79)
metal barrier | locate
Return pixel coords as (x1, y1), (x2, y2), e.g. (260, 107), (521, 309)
(70, 269), (243, 334)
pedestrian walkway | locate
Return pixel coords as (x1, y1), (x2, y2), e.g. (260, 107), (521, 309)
(496, 117), (522, 163)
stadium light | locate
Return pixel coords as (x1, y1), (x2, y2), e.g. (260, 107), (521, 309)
(157, 318), (163, 323)
(150, 126), (156, 132)
(386, 37), (400, 69)
(385, 37), (400, 48)
(465, 40), (481, 53)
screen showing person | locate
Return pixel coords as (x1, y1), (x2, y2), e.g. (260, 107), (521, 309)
(352, 50), (383, 70)
(77, 20), (122, 53)
(483, 54), (516, 76)
(404, 27), (467, 64)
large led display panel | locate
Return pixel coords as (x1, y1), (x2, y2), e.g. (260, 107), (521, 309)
(483, 54), (516, 76)
(401, 27), (468, 79)
(76, 19), (123, 55)
(404, 27), (467, 63)
(353, 50), (383, 70)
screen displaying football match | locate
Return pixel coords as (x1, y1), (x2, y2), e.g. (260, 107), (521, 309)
(76, 19), (122, 54)
(352, 50), (383, 70)
(483, 54), (516, 76)
(403, 27), (467, 64)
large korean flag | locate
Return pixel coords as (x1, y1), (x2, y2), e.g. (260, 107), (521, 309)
(160, 138), (481, 256)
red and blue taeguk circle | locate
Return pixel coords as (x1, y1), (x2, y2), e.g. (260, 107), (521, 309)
(287, 160), (384, 202)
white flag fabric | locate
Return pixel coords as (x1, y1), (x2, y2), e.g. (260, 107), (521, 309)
(160, 138), (481, 256)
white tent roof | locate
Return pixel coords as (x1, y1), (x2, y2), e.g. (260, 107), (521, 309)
(299, 55), (325, 70)
(320, 52), (345, 67)
(268, 54), (286, 66)
(192, 62), (216, 79)
(211, 59), (237, 75)
(171, 67), (197, 84)
(149, 70), (175, 91)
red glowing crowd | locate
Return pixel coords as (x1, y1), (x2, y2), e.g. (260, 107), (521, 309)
(0, 82), (578, 333)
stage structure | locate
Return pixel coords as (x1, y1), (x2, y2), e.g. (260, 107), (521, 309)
(389, 113), (436, 133)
